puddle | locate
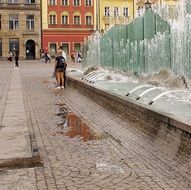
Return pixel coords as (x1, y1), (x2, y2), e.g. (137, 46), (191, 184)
(55, 103), (107, 141)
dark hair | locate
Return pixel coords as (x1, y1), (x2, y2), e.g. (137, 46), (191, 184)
(59, 46), (63, 50)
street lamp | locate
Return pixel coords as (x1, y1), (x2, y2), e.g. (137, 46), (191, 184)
(145, 0), (151, 10)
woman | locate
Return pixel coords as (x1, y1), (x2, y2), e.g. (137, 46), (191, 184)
(54, 48), (66, 89)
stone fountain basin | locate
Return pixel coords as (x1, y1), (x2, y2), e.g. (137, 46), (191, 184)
(67, 70), (191, 135)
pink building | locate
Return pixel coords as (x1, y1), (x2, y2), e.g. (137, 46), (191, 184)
(42, 0), (94, 58)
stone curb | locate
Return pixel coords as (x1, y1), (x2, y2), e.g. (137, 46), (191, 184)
(68, 76), (191, 135)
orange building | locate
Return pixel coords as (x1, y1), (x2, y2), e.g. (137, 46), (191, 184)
(42, 0), (94, 58)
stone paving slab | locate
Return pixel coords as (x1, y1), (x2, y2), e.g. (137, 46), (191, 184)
(0, 168), (37, 190)
(20, 62), (190, 190)
(0, 62), (190, 189)
(0, 67), (31, 160)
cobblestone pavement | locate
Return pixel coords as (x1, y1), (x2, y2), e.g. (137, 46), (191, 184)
(0, 61), (191, 190)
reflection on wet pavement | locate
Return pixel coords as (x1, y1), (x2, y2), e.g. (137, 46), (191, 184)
(55, 104), (107, 141)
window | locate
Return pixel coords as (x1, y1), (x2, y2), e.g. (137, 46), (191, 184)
(74, 43), (81, 52)
(62, 15), (68, 24)
(86, 16), (92, 25)
(123, 7), (128, 17)
(9, 38), (19, 53)
(62, 0), (68, 5)
(7, 0), (19, 3)
(50, 14), (56, 24)
(50, 43), (57, 58)
(61, 43), (69, 54)
(25, 0), (35, 3)
(49, 0), (56, 5)
(105, 7), (110, 16)
(74, 0), (80, 6)
(0, 15), (1, 30)
(114, 7), (119, 16)
(105, 24), (109, 31)
(74, 16), (80, 25)
(85, 0), (92, 6)
(26, 15), (34, 30)
(9, 15), (19, 30)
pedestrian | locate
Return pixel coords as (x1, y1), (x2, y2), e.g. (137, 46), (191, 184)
(59, 46), (66, 60)
(59, 46), (67, 87)
(71, 50), (75, 63)
(54, 48), (67, 89)
(77, 51), (82, 63)
(8, 51), (13, 62)
(40, 49), (45, 63)
(15, 50), (19, 67)
(45, 52), (51, 63)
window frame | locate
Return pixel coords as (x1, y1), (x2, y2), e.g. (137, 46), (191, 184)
(73, 15), (80, 25)
(62, 0), (68, 6)
(85, 0), (92, 6)
(105, 7), (110, 16)
(26, 15), (34, 30)
(49, 0), (56, 5)
(62, 15), (68, 25)
(9, 14), (19, 30)
(73, 0), (80, 6)
(7, 0), (19, 3)
(25, 0), (35, 3)
(85, 15), (92, 26)
(123, 7), (128, 17)
(49, 14), (56, 24)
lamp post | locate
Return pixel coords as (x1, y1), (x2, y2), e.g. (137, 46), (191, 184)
(145, 0), (151, 10)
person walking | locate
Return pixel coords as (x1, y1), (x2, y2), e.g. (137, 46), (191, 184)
(15, 50), (19, 67)
(54, 48), (67, 89)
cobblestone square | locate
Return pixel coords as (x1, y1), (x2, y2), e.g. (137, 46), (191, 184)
(0, 61), (190, 190)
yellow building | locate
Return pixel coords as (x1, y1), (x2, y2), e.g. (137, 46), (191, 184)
(136, 0), (178, 9)
(96, 0), (135, 32)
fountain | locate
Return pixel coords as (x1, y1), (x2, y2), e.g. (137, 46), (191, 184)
(71, 0), (191, 130)
(82, 0), (191, 78)
(65, 2), (191, 178)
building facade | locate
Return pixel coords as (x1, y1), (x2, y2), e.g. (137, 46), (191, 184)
(0, 0), (41, 60)
(136, 0), (178, 8)
(42, 0), (94, 58)
(96, 0), (134, 32)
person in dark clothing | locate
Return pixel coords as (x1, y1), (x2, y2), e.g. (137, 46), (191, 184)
(15, 50), (19, 67)
(54, 48), (67, 89)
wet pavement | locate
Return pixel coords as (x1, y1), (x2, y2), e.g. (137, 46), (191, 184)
(0, 61), (190, 190)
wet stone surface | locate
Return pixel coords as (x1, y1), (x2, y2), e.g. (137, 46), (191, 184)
(1, 62), (190, 190)
(54, 104), (109, 141)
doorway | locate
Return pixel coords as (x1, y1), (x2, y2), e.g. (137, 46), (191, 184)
(26, 40), (35, 60)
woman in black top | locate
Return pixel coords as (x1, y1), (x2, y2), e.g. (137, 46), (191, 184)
(54, 48), (66, 89)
